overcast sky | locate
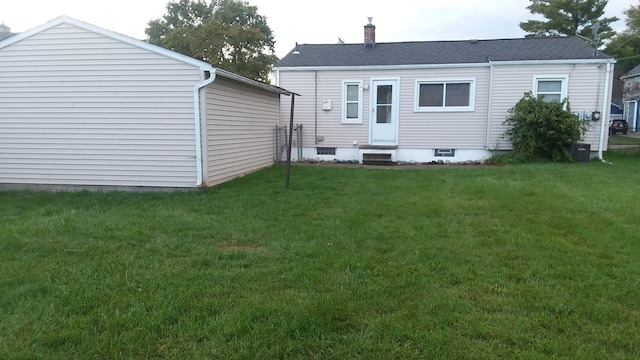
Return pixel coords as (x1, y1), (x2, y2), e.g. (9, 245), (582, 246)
(0, 0), (634, 58)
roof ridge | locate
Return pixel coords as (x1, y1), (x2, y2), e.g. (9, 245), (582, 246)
(296, 36), (579, 47)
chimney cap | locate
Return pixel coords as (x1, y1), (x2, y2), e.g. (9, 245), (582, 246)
(367, 17), (373, 25)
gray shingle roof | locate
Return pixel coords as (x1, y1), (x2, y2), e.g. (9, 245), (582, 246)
(622, 64), (640, 79)
(275, 37), (611, 68)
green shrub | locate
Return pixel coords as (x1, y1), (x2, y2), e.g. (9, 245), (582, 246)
(485, 152), (514, 165)
(503, 92), (587, 162)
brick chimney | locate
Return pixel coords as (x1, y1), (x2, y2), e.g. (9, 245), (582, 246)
(364, 17), (375, 48)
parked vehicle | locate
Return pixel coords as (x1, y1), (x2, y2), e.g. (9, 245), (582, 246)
(609, 119), (629, 135)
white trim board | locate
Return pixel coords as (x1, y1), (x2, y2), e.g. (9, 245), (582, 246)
(274, 59), (615, 72)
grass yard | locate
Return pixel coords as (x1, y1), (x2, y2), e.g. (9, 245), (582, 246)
(2, 153), (640, 359)
(609, 134), (640, 145)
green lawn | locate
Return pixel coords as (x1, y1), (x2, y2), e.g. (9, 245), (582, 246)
(2, 154), (640, 359)
(609, 134), (640, 145)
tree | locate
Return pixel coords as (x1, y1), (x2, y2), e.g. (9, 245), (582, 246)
(519, 0), (619, 42)
(605, 2), (640, 74)
(146, 0), (278, 82)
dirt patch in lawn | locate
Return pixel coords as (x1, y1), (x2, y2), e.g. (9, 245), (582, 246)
(218, 244), (268, 253)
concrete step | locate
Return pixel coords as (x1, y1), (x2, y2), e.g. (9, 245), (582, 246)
(362, 153), (395, 166)
(359, 145), (398, 150)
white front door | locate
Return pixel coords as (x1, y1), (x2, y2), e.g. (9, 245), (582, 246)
(370, 80), (398, 145)
(627, 101), (638, 132)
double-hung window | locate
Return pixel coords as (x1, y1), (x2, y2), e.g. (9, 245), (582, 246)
(415, 79), (475, 112)
(534, 76), (568, 103)
(342, 81), (362, 124)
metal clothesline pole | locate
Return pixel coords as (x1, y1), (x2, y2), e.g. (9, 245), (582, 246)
(285, 94), (297, 189)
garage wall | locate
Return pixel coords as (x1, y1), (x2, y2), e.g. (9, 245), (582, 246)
(204, 76), (280, 186)
(0, 22), (202, 187)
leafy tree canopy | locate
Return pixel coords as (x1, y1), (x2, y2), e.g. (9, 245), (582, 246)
(605, 2), (640, 73)
(519, 0), (619, 43)
(146, 0), (278, 82)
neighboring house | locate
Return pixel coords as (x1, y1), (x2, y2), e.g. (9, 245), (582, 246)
(0, 16), (292, 189)
(274, 19), (615, 163)
(621, 64), (640, 132)
(610, 102), (623, 120)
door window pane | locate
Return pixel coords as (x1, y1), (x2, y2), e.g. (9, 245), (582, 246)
(377, 85), (392, 105)
(377, 105), (391, 123)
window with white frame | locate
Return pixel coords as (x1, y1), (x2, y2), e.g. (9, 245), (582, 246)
(342, 81), (362, 123)
(415, 79), (475, 112)
(534, 76), (568, 103)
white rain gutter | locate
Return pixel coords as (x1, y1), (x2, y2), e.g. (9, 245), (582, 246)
(273, 59), (612, 73)
(193, 69), (217, 186)
(598, 61), (612, 160)
(215, 68), (291, 95)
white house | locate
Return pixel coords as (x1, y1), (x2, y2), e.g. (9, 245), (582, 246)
(274, 19), (615, 164)
(0, 16), (292, 189)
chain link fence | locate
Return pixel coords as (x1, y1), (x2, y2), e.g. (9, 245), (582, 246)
(275, 124), (303, 164)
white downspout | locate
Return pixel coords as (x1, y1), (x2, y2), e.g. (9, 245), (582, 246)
(598, 61), (611, 160)
(193, 69), (217, 186)
(484, 59), (495, 149)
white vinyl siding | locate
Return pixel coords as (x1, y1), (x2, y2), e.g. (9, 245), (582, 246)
(279, 67), (489, 149)
(414, 78), (476, 112)
(278, 63), (610, 153)
(205, 77), (280, 186)
(279, 71), (370, 149)
(488, 64), (609, 150)
(0, 23), (201, 187)
(342, 80), (362, 123)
